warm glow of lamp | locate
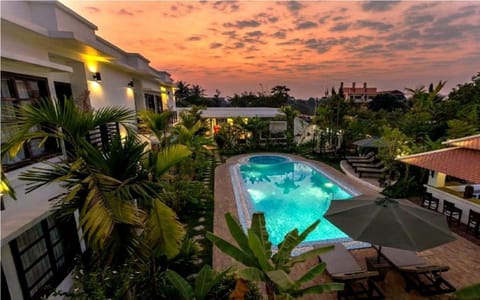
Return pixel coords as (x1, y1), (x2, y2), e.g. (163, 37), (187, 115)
(126, 87), (134, 97)
(89, 81), (102, 93)
(87, 63), (97, 73)
(119, 125), (128, 141)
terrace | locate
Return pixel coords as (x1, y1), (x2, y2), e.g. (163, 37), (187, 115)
(213, 152), (480, 299)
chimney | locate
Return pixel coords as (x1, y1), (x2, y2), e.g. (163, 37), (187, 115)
(363, 82), (367, 102)
(352, 82), (356, 88)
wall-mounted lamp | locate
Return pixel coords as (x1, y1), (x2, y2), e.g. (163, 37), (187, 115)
(92, 72), (102, 82)
(127, 80), (134, 88)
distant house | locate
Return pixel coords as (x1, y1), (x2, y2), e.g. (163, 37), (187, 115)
(342, 82), (377, 103)
(177, 107), (286, 137)
(1, 1), (177, 299)
(377, 90), (407, 102)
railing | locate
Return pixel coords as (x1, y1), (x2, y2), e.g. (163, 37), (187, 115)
(86, 122), (120, 151)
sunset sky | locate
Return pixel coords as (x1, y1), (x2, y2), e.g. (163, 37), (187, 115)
(61, 1), (480, 99)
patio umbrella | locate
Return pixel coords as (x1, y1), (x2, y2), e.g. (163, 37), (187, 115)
(324, 197), (455, 258)
(352, 137), (386, 148)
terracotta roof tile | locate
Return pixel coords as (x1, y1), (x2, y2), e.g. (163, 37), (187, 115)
(399, 148), (480, 183)
(444, 135), (480, 150)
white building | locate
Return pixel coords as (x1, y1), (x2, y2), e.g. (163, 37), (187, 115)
(1, 1), (176, 299)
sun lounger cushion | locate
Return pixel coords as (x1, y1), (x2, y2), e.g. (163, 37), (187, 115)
(318, 244), (385, 299)
(318, 243), (363, 275)
(379, 247), (426, 268)
(345, 152), (374, 160)
(378, 246), (455, 296)
(347, 156), (376, 163)
(351, 161), (383, 168)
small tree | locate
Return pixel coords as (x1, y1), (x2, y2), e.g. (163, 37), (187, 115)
(378, 126), (412, 187)
(280, 105), (300, 148)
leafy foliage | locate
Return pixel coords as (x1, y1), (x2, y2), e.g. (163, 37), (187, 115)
(207, 212), (343, 299)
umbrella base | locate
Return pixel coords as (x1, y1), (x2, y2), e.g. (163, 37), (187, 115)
(365, 256), (390, 281)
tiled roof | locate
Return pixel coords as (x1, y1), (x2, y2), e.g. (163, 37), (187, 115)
(443, 134), (480, 150)
(398, 147), (480, 183)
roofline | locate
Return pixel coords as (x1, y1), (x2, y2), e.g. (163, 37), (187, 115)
(396, 146), (462, 161)
(54, 1), (98, 30)
(442, 134), (480, 145)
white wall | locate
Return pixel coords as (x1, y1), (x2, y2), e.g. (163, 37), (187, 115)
(87, 63), (136, 110)
(1, 20), (52, 62)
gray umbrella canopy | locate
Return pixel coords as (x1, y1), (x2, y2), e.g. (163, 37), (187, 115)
(352, 137), (386, 148)
(324, 197), (455, 252)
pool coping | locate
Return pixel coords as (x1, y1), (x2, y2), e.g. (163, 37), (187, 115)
(213, 153), (381, 270)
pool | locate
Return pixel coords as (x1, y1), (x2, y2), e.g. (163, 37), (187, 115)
(231, 155), (359, 246)
(249, 155), (288, 165)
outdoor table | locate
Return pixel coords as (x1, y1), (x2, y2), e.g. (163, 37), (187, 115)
(365, 256), (391, 281)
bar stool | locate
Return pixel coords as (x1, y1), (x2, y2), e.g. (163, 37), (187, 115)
(421, 193), (439, 211)
(442, 200), (463, 225)
(466, 209), (480, 236)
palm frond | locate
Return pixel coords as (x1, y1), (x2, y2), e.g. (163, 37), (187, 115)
(144, 199), (185, 258)
(151, 144), (192, 178)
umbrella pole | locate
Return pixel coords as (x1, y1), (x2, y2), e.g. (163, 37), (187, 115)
(376, 245), (382, 264)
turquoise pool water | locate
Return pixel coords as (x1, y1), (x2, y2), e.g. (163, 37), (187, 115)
(237, 156), (353, 245)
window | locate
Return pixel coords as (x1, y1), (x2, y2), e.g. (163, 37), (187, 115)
(1, 72), (61, 171)
(144, 93), (163, 113)
(10, 214), (80, 300)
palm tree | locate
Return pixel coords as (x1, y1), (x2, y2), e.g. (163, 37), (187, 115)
(3, 98), (190, 266)
(178, 105), (204, 130)
(280, 105), (300, 147)
(170, 120), (213, 179)
(175, 81), (191, 101)
(139, 110), (173, 148)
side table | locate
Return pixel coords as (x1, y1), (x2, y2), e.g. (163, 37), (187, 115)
(365, 256), (391, 281)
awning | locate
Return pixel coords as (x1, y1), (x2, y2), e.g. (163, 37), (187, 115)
(397, 147), (480, 183)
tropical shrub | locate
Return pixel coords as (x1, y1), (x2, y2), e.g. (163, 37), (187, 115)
(207, 213), (343, 299)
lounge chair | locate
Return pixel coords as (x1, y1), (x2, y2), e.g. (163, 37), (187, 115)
(352, 161), (384, 172)
(345, 152), (375, 163)
(377, 246), (456, 296)
(356, 167), (387, 178)
(318, 243), (384, 299)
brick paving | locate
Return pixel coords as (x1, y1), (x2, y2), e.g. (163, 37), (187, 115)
(213, 154), (480, 299)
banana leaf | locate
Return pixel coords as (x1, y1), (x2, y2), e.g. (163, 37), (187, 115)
(247, 229), (274, 271)
(165, 270), (195, 300)
(225, 213), (252, 255)
(250, 212), (272, 257)
(206, 232), (258, 267)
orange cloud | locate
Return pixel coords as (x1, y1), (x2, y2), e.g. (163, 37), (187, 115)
(61, 1), (480, 98)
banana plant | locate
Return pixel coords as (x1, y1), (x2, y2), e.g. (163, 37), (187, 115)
(165, 265), (229, 300)
(206, 212), (343, 300)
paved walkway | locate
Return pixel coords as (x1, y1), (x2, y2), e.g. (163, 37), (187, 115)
(213, 153), (480, 299)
